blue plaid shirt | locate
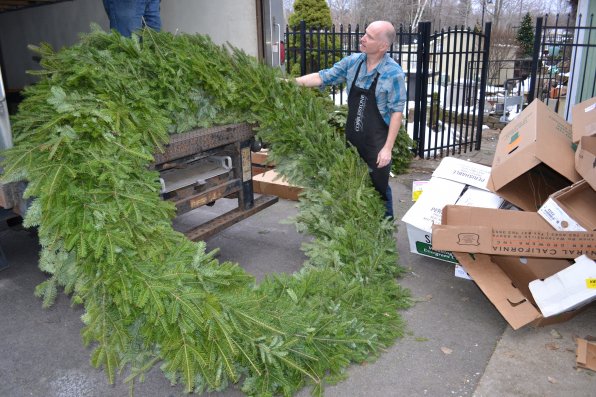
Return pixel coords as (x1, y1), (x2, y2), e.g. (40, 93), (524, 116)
(318, 53), (406, 125)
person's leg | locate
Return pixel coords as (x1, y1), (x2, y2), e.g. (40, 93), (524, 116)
(368, 163), (393, 219)
(142, 0), (162, 31)
(103, 0), (143, 37)
(384, 184), (394, 219)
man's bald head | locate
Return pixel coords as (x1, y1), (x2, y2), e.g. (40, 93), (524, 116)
(369, 21), (396, 46)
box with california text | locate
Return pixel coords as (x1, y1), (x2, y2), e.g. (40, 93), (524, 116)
(401, 158), (504, 264)
(431, 205), (596, 259)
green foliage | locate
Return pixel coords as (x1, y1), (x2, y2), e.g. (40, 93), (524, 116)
(391, 125), (414, 175)
(286, 29), (343, 77)
(516, 13), (535, 57)
(2, 27), (411, 396)
(288, 0), (332, 30)
(429, 92), (442, 124)
(286, 0), (341, 76)
(325, 104), (348, 135)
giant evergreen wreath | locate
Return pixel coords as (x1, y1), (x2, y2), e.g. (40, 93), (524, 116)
(2, 27), (411, 396)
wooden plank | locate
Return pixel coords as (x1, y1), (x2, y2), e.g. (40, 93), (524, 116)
(173, 179), (242, 215)
(184, 195), (278, 241)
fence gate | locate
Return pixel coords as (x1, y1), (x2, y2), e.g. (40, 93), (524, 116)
(413, 22), (492, 158)
(285, 21), (492, 159)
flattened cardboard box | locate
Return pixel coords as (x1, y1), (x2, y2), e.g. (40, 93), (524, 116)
(576, 338), (596, 371)
(454, 252), (588, 330)
(252, 170), (303, 201)
(432, 205), (596, 259)
(528, 255), (596, 317)
(571, 96), (596, 143)
(538, 180), (596, 232)
(575, 134), (596, 190)
(488, 99), (581, 211)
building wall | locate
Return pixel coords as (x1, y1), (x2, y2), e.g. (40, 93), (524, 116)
(0, 0), (259, 90)
(161, 0), (258, 57)
(576, 0), (596, 102)
(0, 0), (108, 90)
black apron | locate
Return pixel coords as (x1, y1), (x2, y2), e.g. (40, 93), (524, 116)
(345, 60), (391, 201)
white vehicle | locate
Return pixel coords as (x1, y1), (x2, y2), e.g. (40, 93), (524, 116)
(0, 0), (286, 247)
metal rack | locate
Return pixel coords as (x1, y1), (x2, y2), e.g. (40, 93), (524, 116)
(152, 123), (278, 241)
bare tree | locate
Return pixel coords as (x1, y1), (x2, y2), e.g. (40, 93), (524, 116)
(350, 0), (433, 29)
(411, 0), (431, 27)
(487, 26), (517, 83)
(457, 0), (473, 27)
(429, 0), (466, 30)
(326, 0), (573, 33)
(328, 0), (354, 26)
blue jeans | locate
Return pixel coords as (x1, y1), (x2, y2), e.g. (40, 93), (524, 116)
(385, 184), (394, 219)
(103, 0), (161, 37)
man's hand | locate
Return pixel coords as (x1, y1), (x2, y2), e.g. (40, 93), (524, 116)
(376, 146), (392, 168)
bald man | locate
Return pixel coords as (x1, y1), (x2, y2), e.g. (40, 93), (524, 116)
(296, 21), (406, 219)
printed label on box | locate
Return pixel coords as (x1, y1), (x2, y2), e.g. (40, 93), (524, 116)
(415, 241), (458, 264)
(587, 279), (596, 289)
(491, 229), (596, 258)
(432, 157), (492, 190)
(538, 198), (588, 232)
(412, 180), (428, 201)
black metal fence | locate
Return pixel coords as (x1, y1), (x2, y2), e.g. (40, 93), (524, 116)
(285, 21), (492, 158)
(528, 13), (596, 120)
(420, 23), (491, 158)
(285, 21), (418, 122)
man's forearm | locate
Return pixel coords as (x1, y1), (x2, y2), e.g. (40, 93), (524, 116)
(295, 73), (323, 87)
(383, 112), (403, 151)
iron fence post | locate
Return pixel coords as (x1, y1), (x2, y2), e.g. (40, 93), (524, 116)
(285, 24), (290, 74)
(527, 17), (543, 103)
(414, 21), (431, 158)
(475, 22), (492, 150)
(300, 20), (306, 76)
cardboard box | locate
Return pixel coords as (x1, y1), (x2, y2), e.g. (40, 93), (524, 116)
(576, 338), (596, 372)
(571, 97), (596, 143)
(412, 180), (428, 201)
(251, 149), (275, 175)
(251, 149), (273, 166)
(454, 264), (472, 280)
(252, 166), (269, 176)
(538, 180), (596, 232)
(252, 169), (303, 201)
(575, 134), (596, 190)
(401, 158), (504, 263)
(529, 255), (596, 317)
(432, 205), (596, 259)
(488, 99), (581, 211)
(454, 252), (587, 329)
(430, 157), (493, 189)
(403, 178), (462, 264)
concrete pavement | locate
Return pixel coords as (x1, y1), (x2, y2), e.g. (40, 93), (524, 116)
(1, 129), (594, 396)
